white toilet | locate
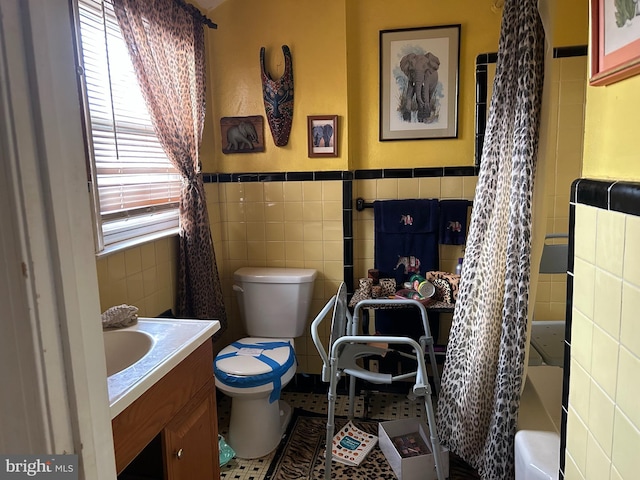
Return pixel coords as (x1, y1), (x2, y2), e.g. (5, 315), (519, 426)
(214, 267), (317, 459)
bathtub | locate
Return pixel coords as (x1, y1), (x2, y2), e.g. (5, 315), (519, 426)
(515, 365), (563, 480)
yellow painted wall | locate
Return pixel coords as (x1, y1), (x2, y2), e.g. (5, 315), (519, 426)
(583, 78), (640, 181)
(580, 0), (640, 181)
(201, 0), (349, 173)
(562, 3), (640, 479)
(555, 1), (589, 47)
(345, 0), (502, 169)
(202, 0), (505, 172)
(581, 0), (640, 182)
(201, 0), (588, 174)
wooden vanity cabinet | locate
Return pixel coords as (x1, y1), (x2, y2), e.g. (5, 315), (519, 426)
(113, 340), (220, 480)
(162, 378), (218, 479)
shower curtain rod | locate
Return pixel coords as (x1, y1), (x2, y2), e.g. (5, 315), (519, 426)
(175, 0), (218, 29)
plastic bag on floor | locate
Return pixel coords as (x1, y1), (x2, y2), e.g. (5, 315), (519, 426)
(218, 435), (235, 467)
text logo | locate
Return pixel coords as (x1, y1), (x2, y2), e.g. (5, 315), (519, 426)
(0, 455), (77, 479)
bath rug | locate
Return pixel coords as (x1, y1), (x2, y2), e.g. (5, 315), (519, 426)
(264, 408), (479, 480)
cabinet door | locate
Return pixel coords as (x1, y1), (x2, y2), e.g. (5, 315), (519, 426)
(163, 381), (219, 480)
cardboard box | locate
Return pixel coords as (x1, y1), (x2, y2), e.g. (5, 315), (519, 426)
(378, 418), (449, 480)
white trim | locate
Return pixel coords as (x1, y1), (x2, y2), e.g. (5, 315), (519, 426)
(0, 4), (56, 453)
(0, 0), (71, 454)
(97, 227), (180, 258)
(0, 0), (116, 477)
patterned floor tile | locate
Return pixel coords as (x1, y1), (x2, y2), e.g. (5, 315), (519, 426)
(218, 387), (431, 480)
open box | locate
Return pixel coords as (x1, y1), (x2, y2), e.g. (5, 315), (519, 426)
(378, 418), (449, 480)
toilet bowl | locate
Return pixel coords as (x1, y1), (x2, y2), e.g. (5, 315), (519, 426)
(215, 337), (297, 459)
(214, 267), (316, 459)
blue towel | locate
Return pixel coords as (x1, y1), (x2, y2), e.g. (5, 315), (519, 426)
(374, 199), (439, 281)
(439, 200), (468, 245)
(373, 198), (440, 343)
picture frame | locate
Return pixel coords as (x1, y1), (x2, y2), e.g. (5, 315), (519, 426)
(379, 24), (460, 141)
(307, 115), (338, 157)
(220, 115), (265, 154)
(590, 0), (640, 86)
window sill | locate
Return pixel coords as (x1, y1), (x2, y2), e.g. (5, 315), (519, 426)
(96, 227), (180, 258)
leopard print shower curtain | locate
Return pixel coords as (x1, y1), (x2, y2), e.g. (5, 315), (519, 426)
(435, 0), (545, 478)
(113, 0), (227, 334)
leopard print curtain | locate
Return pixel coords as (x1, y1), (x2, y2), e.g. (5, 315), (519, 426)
(435, 0), (544, 478)
(113, 0), (226, 334)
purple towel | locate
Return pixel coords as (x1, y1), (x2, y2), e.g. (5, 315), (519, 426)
(439, 200), (468, 245)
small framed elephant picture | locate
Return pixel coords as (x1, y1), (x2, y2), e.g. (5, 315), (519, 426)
(379, 24), (460, 141)
(307, 115), (338, 158)
(220, 115), (265, 154)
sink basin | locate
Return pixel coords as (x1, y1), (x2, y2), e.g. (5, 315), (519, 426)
(105, 318), (220, 418)
(103, 329), (154, 376)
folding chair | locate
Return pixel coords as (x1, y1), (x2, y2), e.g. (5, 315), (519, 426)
(311, 282), (446, 480)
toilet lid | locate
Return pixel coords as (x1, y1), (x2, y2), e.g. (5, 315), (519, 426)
(214, 338), (296, 404)
(215, 338), (295, 377)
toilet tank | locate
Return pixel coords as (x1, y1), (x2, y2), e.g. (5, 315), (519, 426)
(233, 267), (317, 338)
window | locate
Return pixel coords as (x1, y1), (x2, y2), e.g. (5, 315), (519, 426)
(76, 0), (181, 252)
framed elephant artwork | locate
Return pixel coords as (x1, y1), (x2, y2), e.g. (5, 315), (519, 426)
(379, 24), (460, 141)
(307, 115), (338, 157)
(220, 115), (265, 154)
(589, 0), (640, 86)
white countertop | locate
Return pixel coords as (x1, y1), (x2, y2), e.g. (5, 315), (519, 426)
(106, 317), (220, 419)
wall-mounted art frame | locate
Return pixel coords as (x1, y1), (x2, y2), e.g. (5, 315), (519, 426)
(307, 115), (338, 157)
(220, 115), (265, 154)
(590, 0), (640, 86)
(379, 24), (460, 141)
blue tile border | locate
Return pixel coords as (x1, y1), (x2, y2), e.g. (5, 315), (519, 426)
(286, 171), (314, 181)
(474, 46), (587, 65)
(571, 178), (611, 208)
(342, 179), (354, 293)
(553, 45), (587, 58)
(610, 181), (640, 216)
(353, 169), (383, 180)
(202, 170), (355, 183)
(204, 167), (478, 184)
(570, 177), (640, 216)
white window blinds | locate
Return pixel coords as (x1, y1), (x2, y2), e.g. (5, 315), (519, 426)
(77, 0), (181, 250)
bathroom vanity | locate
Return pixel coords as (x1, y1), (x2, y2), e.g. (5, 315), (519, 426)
(104, 318), (221, 479)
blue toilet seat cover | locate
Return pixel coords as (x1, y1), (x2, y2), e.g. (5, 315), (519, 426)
(214, 340), (295, 403)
